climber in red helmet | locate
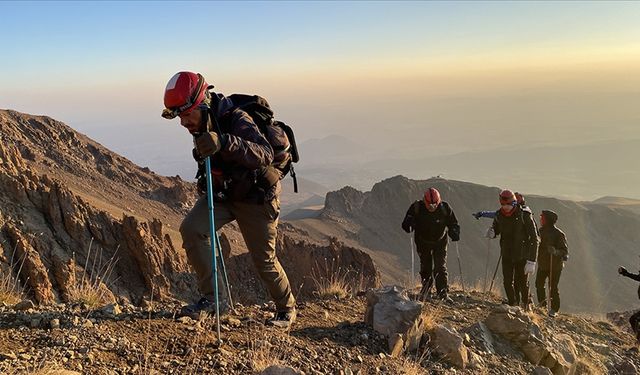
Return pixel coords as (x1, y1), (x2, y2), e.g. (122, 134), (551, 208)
(402, 187), (460, 303)
(488, 189), (539, 308)
(162, 71), (296, 328)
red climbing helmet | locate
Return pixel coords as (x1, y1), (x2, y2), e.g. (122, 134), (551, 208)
(424, 187), (442, 207)
(161, 71), (208, 119)
(499, 189), (516, 205)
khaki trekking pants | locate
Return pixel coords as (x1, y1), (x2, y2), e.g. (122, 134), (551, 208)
(180, 195), (296, 312)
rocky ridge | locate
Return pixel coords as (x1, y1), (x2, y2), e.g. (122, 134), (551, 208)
(0, 286), (638, 374)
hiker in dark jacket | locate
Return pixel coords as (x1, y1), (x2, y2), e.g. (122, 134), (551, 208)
(402, 187), (460, 302)
(162, 71), (295, 328)
(490, 189), (539, 307)
(618, 265), (640, 342)
(535, 210), (568, 317)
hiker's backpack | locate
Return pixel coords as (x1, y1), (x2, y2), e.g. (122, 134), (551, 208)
(225, 94), (300, 193)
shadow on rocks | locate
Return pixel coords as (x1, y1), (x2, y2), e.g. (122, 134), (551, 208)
(291, 321), (387, 354)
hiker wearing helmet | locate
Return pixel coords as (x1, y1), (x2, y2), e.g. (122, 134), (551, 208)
(162, 71), (296, 328)
(402, 187), (460, 303)
(535, 210), (568, 317)
(618, 265), (640, 342)
(472, 192), (528, 220)
(489, 189), (539, 308)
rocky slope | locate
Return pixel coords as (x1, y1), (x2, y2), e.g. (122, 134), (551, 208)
(2, 109), (639, 374)
(0, 286), (638, 374)
(0, 109), (379, 307)
(289, 175), (640, 313)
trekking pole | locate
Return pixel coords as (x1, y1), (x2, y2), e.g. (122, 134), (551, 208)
(547, 254), (552, 315)
(204, 155), (222, 344)
(409, 235), (415, 288)
(488, 254), (502, 296)
(525, 268), (532, 308)
(215, 232), (236, 314)
(483, 239), (491, 293)
(454, 242), (465, 293)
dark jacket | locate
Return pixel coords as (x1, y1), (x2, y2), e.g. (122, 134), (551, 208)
(195, 104), (279, 203)
(402, 201), (460, 247)
(621, 270), (640, 300)
(537, 225), (568, 271)
(492, 206), (539, 262)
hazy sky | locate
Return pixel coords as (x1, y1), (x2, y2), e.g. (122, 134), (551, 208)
(2, 1), (640, 176)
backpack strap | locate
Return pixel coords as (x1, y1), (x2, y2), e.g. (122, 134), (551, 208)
(413, 200), (421, 216)
(439, 201), (452, 217)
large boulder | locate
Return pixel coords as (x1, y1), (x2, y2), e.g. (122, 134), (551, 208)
(429, 324), (469, 369)
(365, 285), (425, 354)
(484, 306), (577, 375)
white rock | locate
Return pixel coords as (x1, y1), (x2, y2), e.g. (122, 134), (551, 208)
(365, 285), (425, 354)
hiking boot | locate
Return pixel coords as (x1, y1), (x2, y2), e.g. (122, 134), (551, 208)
(266, 308), (296, 329)
(179, 297), (228, 320)
(419, 285), (433, 301)
(548, 309), (557, 318)
(438, 293), (453, 304)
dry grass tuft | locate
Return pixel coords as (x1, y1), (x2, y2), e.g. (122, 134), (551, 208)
(0, 269), (24, 306)
(3, 358), (67, 375)
(67, 240), (118, 308)
(397, 356), (427, 375)
(421, 305), (443, 331)
(311, 258), (352, 300)
(249, 335), (284, 373)
(526, 310), (544, 327)
(0, 245), (27, 306)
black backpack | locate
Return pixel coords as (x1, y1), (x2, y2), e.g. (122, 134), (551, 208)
(224, 93), (300, 193)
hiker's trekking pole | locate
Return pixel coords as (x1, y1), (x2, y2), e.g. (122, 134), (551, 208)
(454, 242), (465, 293)
(409, 235), (415, 288)
(488, 254), (502, 296)
(547, 254), (552, 315)
(215, 232), (236, 314)
(483, 238), (491, 293)
(204, 155), (222, 344)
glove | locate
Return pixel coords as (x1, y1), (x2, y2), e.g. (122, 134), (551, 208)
(195, 132), (222, 157)
(524, 260), (536, 275)
(485, 227), (495, 239)
(472, 212), (482, 220)
(619, 266), (628, 275)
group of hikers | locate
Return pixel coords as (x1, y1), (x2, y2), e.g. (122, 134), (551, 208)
(161, 71), (639, 340)
(401, 188), (567, 317)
